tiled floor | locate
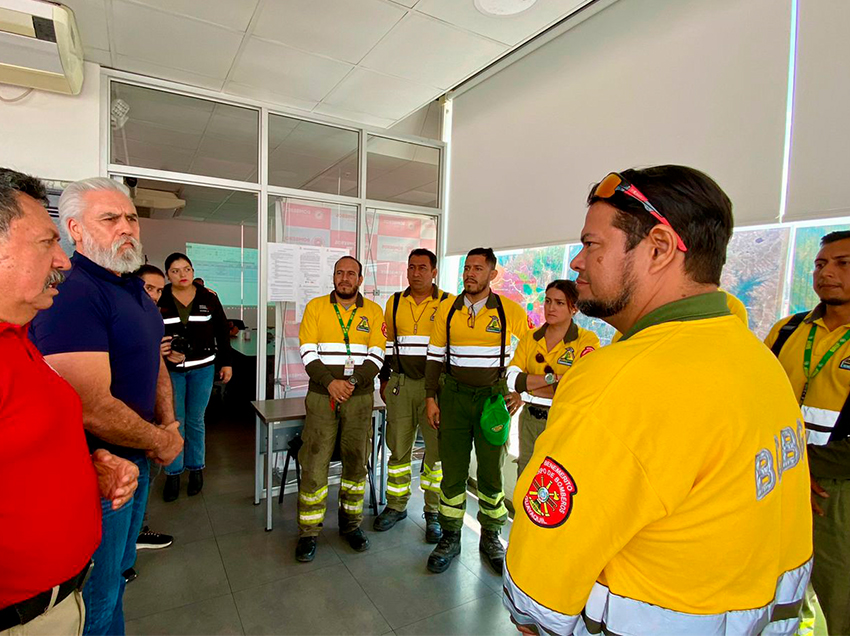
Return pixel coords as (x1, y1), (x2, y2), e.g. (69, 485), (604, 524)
(124, 408), (517, 635)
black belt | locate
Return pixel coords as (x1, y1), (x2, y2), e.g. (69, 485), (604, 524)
(0, 560), (92, 631)
(527, 405), (549, 420)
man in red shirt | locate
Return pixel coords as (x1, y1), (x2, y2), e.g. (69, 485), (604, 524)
(0, 169), (139, 635)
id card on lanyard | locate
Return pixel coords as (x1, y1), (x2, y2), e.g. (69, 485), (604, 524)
(801, 323), (850, 404)
(333, 303), (358, 376)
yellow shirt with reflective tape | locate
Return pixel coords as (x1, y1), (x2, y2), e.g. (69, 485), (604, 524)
(506, 295), (811, 625)
(506, 323), (600, 407)
(383, 286), (452, 380)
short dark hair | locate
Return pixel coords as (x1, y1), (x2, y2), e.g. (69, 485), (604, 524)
(467, 247), (497, 269)
(136, 264), (164, 278)
(587, 165), (733, 285)
(546, 279), (578, 307)
(165, 252), (193, 272)
(0, 168), (48, 238)
(821, 230), (850, 246)
(409, 248), (437, 268)
(194, 277), (205, 285)
(335, 255), (362, 276)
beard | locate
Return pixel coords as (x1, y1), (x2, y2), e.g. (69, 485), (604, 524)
(821, 297), (850, 306)
(463, 279), (487, 295)
(82, 233), (144, 274)
(334, 286), (358, 300)
(576, 266), (636, 319)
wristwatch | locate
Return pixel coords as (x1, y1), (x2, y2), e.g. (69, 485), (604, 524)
(348, 376), (359, 386)
(544, 372), (557, 385)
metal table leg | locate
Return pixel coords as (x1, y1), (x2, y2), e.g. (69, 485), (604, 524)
(379, 411), (388, 506)
(266, 419), (274, 531)
(254, 414), (262, 505)
(369, 409), (380, 514)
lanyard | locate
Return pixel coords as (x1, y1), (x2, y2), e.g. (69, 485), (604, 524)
(801, 323), (850, 403)
(333, 303), (358, 357)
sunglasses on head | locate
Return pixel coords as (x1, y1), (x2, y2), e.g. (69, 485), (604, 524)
(594, 172), (688, 252)
(535, 353), (554, 374)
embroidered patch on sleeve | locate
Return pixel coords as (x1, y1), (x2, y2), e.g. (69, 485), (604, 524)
(580, 346), (595, 357)
(381, 321), (388, 338)
(523, 457), (577, 528)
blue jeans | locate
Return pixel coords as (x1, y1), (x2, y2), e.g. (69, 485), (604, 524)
(165, 365), (215, 475)
(83, 454), (150, 636)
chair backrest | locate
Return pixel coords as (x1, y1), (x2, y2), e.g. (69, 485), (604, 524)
(229, 318), (247, 331)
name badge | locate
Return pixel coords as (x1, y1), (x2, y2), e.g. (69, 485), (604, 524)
(344, 357), (355, 376)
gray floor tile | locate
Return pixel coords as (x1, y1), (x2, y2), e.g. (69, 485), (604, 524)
(205, 490), (294, 538)
(217, 519), (341, 592)
(325, 511), (428, 565)
(126, 594), (243, 635)
(124, 537), (230, 620)
(143, 479), (215, 546)
(395, 592), (516, 636)
(345, 544), (493, 630)
(233, 564), (391, 635)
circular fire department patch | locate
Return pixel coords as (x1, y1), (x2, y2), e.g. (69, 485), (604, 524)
(523, 457), (577, 528)
(381, 322), (388, 338)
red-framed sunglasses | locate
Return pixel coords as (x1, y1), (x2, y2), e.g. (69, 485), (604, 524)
(594, 172), (688, 252)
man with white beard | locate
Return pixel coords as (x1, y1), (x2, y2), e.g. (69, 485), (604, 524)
(30, 177), (183, 636)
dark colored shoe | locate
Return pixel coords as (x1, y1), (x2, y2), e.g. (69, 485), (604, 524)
(163, 475), (180, 502)
(122, 568), (137, 583)
(295, 536), (317, 562)
(424, 512), (442, 544)
(427, 530), (461, 573)
(341, 527), (370, 552)
(479, 528), (505, 574)
(187, 469), (204, 496)
(373, 507), (407, 531)
(137, 526), (173, 550)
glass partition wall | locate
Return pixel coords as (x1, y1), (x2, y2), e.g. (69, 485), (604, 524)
(105, 72), (444, 403)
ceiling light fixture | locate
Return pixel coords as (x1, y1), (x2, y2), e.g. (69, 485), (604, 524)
(473, 0), (538, 17)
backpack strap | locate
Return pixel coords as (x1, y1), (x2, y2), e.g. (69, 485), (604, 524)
(770, 311), (809, 357)
(445, 302), (458, 376)
(391, 291), (402, 374)
(494, 294), (507, 378)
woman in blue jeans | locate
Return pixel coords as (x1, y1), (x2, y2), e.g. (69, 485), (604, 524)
(159, 253), (233, 501)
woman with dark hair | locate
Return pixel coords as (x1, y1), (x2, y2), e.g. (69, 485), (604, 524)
(505, 279), (600, 477)
(158, 252), (233, 501)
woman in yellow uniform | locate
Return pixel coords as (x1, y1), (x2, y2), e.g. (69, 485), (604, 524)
(506, 279), (600, 478)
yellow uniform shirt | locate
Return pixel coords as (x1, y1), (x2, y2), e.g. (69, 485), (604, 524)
(425, 292), (530, 397)
(506, 322), (600, 407)
(299, 291), (386, 396)
(382, 286), (451, 380)
(765, 305), (850, 478)
(504, 293), (812, 636)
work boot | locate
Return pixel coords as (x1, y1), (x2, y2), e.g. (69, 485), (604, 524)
(341, 527), (370, 552)
(424, 512), (442, 544)
(295, 536), (317, 562)
(187, 469), (204, 496)
(479, 528), (505, 574)
(373, 507), (407, 531)
(163, 475), (180, 502)
(427, 530), (461, 573)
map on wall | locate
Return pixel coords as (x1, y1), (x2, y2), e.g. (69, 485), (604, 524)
(789, 223), (850, 314)
(491, 245), (570, 327)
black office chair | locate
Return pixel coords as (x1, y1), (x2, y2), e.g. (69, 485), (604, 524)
(229, 318), (246, 331)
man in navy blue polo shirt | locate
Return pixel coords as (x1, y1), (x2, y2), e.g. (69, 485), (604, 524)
(30, 177), (183, 636)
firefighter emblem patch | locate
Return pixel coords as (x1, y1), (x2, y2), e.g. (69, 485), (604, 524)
(840, 356), (850, 371)
(558, 347), (575, 366)
(580, 346), (595, 358)
(523, 457), (577, 528)
(485, 316), (502, 333)
(381, 321), (387, 338)
(356, 316), (370, 332)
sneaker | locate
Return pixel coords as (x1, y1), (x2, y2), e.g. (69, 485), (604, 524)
(137, 526), (173, 550)
(122, 568), (137, 583)
(373, 507), (407, 531)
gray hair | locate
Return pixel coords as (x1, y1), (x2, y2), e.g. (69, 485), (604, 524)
(58, 177), (130, 244)
(0, 168), (48, 239)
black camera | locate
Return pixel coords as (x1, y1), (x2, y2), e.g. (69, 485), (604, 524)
(170, 334), (191, 356)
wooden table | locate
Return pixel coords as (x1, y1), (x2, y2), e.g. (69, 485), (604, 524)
(251, 392), (387, 531)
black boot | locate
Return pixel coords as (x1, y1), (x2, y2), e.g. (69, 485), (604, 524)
(163, 475), (180, 502)
(295, 536), (317, 562)
(427, 530), (461, 573)
(479, 528), (505, 574)
(341, 527), (370, 552)
(424, 512), (442, 544)
(187, 469), (204, 496)
(373, 507), (407, 531)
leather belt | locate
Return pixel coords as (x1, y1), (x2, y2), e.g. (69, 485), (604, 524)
(0, 560), (92, 631)
(527, 405), (550, 420)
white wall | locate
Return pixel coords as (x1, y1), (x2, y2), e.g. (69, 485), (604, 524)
(0, 62), (101, 181)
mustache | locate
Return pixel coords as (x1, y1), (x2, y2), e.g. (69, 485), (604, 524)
(44, 269), (65, 290)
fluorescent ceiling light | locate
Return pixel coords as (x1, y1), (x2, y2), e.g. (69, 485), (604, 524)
(474, 0), (538, 17)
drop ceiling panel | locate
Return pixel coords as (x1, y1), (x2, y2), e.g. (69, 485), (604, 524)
(115, 55), (227, 91)
(224, 82), (318, 113)
(322, 68), (437, 121)
(63, 0), (110, 50)
(126, 0), (260, 32)
(312, 103), (397, 129)
(83, 46), (112, 67)
(231, 38), (353, 102)
(253, 0), (406, 64)
(112, 2), (244, 79)
(360, 13), (506, 89)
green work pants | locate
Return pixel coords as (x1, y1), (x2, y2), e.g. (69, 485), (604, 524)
(384, 374), (441, 514)
(297, 390), (373, 537)
(517, 406), (547, 480)
(437, 375), (508, 532)
(811, 478), (850, 635)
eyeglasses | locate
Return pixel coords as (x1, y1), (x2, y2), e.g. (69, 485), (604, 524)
(593, 172), (688, 252)
(535, 353), (554, 374)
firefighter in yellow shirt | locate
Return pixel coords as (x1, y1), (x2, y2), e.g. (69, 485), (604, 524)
(765, 230), (850, 636)
(424, 247), (530, 574)
(505, 279), (600, 477)
(504, 166), (812, 635)
(295, 256), (386, 563)
(374, 248), (450, 543)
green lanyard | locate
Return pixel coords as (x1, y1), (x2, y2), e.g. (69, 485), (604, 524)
(801, 323), (850, 403)
(333, 303), (358, 358)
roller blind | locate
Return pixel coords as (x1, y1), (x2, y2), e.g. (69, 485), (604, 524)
(784, 0), (850, 222)
(447, 0), (792, 255)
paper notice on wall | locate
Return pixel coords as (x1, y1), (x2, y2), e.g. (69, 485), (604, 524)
(267, 242), (299, 302)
